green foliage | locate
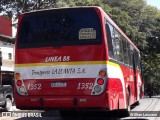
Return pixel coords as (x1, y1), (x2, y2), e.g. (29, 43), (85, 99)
(109, 7), (131, 35)
(106, 0), (160, 86)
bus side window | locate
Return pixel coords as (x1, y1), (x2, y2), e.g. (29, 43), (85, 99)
(134, 51), (141, 70)
(128, 45), (133, 67)
(122, 37), (129, 65)
(105, 20), (114, 59)
(137, 53), (141, 70)
(113, 29), (124, 63)
(127, 42), (131, 66)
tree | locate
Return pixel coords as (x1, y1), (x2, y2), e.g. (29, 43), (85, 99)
(0, 0), (70, 18)
(106, 0), (160, 86)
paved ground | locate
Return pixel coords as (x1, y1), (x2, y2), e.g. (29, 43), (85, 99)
(122, 96), (160, 120)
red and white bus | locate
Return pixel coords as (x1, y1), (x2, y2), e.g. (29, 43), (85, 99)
(14, 6), (144, 113)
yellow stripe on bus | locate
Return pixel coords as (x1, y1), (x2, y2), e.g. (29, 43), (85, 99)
(15, 61), (121, 68)
(106, 61), (120, 68)
(15, 61), (107, 67)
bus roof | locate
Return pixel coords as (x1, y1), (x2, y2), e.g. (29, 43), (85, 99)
(21, 6), (101, 15)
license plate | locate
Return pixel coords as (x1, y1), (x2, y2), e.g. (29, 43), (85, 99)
(51, 82), (67, 87)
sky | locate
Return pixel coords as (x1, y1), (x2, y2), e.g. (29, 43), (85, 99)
(147, 0), (160, 9)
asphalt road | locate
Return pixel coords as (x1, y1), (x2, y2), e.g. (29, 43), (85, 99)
(122, 96), (160, 120)
(0, 96), (160, 120)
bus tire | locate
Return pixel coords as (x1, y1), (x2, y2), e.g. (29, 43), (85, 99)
(134, 101), (140, 106)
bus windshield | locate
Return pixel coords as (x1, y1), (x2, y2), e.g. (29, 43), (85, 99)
(18, 8), (102, 48)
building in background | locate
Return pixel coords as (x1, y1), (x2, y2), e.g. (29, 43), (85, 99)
(0, 16), (15, 111)
(0, 15), (15, 72)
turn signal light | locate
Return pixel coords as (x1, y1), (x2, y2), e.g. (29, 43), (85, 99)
(15, 73), (21, 80)
(99, 70), (106, 78)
